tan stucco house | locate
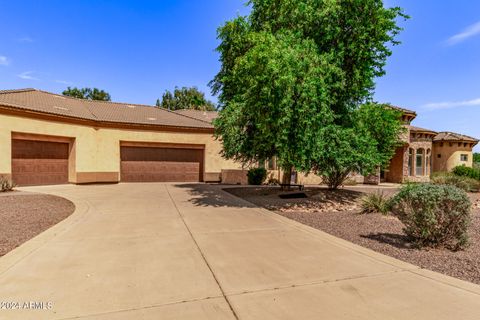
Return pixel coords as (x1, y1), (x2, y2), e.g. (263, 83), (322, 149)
(382, 106), (478, 184)
(0, 88), (477, 186)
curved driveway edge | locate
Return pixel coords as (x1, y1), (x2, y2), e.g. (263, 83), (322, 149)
(0, 183), (478, 320)
(0, 187), (91, 276)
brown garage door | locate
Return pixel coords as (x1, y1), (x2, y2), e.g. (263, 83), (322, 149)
(120, 146), (204, 182)
(12, 139), (69, 186)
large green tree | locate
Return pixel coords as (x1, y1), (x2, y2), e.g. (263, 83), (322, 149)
(158, 86), (216, 111)
(62, 87), (111, 101)
(211, 0), (407, 185)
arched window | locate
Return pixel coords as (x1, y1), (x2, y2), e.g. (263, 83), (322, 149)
(416, 148), (425, 176)
(408, 148), (414, 176)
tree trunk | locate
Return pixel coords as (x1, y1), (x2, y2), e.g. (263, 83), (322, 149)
(282, 165), (293, 185)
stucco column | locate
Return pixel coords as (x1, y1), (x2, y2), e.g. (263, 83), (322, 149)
(425, 151), (429, 176)
(0, 129), (11, 177)
(411, 148), (416, 177)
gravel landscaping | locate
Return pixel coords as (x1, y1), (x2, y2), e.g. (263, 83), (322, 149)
(0, 192), (75, 256)
(225, 186), (480, 285)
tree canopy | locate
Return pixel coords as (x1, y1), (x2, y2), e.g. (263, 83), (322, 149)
(62, 87), (111, 101)
(157, 86), (216, 111)
(211, 0), (407, 186)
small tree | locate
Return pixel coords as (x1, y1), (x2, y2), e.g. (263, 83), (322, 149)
(158, 86), (216, 111)
(312, 126), (378, 189)
(62, 87), (111, 101)
(312, 104), (404, 189)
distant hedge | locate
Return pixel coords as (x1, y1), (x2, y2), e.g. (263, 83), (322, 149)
(452, 165), (480, 180)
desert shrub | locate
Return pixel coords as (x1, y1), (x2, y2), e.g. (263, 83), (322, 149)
(431, 172), (480, 192)
(343, 178), (358, 186)
(0, 176), (15, 192)
(247, 168), (267, 185)
(390, 184), (471, 250)
(266, 175), (280, 185)
(452, 165), (480, 180)
(360, 192), (391, 215)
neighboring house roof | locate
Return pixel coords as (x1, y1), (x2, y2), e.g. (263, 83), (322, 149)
(434, 131), (479, 144)
(174, 109), (219, 124)
(0, 88), (213, 130)
(408, 125), (437, 135)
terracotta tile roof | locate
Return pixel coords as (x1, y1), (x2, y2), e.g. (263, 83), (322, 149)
(174, 109), (219, 124)
(408, 125), (437, 134)
(389, 105), (417, 115)
(0, 88), (213, 129)
(434, 131), (479, 143)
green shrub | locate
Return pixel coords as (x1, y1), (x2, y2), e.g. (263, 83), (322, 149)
(247, 168), (267, 185)
(452, 165), (480, 180)
(0, 176), (15, 192)
(360, 192), (391, 215)
(390, 184), (471, 250)
(431, 172), (480, 192)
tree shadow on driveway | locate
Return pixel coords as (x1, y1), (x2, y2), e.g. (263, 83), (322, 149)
(173, 183), (257, 208)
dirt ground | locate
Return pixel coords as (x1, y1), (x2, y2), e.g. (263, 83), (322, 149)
(225, 186), (480, 285)
(0, 191), (75, 256)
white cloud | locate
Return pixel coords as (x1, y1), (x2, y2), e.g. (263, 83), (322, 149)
(55, 79), (73, 85)
(422, 98), (480, 110)
(0, 56), (9, 66)
(447, 21), (480, 45)
(18, 36), (34, 43)
(17, 71), (39, 80)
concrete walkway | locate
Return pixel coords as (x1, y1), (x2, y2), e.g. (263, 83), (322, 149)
(0, 183), (479, 319)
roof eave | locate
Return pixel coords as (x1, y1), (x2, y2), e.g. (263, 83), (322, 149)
(0, 104), (214, 133)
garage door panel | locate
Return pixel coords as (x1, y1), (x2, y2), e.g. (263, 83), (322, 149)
(12, 140), (69, 159)
(121, 161), (201, 182)
(12, 139), (69, 186)
(120, 146), (204, 183)
(12, 159), (69, 186)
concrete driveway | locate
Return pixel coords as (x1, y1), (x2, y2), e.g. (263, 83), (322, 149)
(0, 183), (479, 319)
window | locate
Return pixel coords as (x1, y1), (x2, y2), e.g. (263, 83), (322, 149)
(437, 154), (442, 158)
(267, 157), (277, 170)
(461, 154), (468, 162)
(416, 148), (425, 176)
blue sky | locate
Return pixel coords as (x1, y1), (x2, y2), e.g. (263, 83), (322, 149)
(0, 1), (479, 150)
